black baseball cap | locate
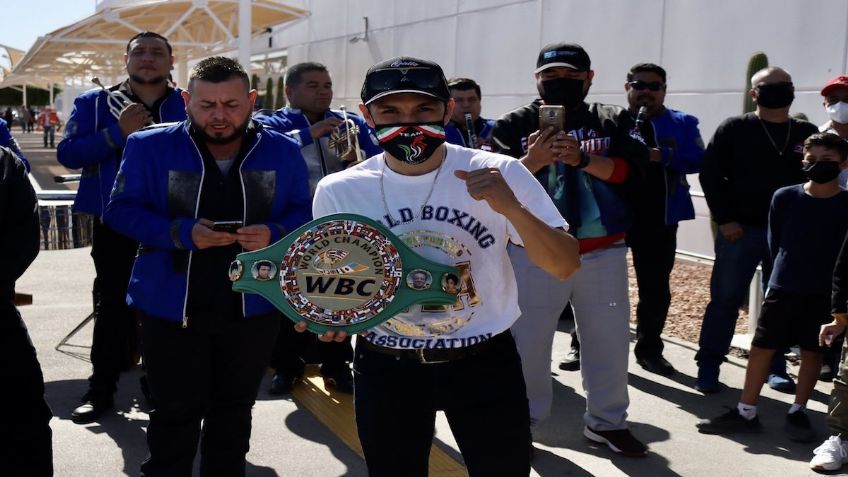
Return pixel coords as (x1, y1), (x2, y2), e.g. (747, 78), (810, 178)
(361, 57), (451, 105)
(535, 43), (591, 73)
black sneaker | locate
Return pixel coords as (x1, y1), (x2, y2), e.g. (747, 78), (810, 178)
(559, 349), (580, 371)
(584, 426), (648, 457)
(696, 407), (762, 434)
(785, 410), (817, 443)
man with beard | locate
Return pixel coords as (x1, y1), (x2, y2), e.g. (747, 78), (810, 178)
(696, 67), (819, 393)
(58, 31), (186, 424)
(255, 62), (380, 396)
(490, 42), (650, 457)
(624, 63), (704, 376)
(104, 56), (311, 476)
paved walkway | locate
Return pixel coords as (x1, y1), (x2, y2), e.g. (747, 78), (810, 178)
(15, 128), (844, 476)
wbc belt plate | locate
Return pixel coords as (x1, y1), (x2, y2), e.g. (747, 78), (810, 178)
(230, 213), (460, 334)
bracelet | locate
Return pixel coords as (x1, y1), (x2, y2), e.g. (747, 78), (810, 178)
(576, 151), (591, 169)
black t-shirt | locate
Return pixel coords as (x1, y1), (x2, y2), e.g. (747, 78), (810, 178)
(699, 113), (819, 226)
(185, 127), (253, 327)
(768, 185), (848, 295)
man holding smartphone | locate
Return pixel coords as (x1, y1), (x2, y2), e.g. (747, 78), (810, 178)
(490, 42), (650, 457)
(104, 57), (311, 475)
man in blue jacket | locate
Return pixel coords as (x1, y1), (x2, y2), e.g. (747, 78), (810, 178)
(256, 61), (381, 395)
(444, 77), (496, 149)
(0, 117), (28, 171)
(58, 32), (187, 423)
(105, 56), (311, 476)
(624, 63), (704, 376)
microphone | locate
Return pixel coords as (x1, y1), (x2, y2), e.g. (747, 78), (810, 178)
(464, 113), (478, 149)
(635, 106), (656, 148)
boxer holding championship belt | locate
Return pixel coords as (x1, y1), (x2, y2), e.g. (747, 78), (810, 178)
(230, 213), (460, 334)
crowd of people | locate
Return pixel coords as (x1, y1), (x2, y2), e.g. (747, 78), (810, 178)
(7, 29), (848, 476)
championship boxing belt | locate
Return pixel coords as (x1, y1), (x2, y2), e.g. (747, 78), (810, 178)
(230, 213), (460, 334)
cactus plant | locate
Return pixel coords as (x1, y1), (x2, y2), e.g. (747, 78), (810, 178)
(743, 52), (769, 113)
(276, 76), (286, 108)
(265, 77), (275, 109)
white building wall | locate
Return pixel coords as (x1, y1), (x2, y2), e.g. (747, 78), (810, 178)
(255, 0), (848, 257)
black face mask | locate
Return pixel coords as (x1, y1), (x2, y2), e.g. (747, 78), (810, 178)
(540, 77), (586, 109)
(803, 161), (841, 184)
(755, 83), (794, 109)
(374, 121), (446, 165)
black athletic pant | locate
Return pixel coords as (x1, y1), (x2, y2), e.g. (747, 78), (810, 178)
(139, 311), (279, 477)
(0, 302), (53, 477)
(88, 220), (139, 398)
(628, 221), (678, 359)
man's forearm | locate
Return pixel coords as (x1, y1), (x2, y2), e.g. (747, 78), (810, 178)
(503, 204), (580, 280)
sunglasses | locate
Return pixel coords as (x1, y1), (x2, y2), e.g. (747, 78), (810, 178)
(366, 68), (447, 97)
(628, 80), (665, 91)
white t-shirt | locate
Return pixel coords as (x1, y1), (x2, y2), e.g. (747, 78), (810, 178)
(312, 143), (566, 349)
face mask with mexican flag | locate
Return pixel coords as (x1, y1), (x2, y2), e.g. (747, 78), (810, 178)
(374, 122), (446, 165)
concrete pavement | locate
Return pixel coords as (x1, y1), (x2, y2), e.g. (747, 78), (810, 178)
(14, 128), (844, 476)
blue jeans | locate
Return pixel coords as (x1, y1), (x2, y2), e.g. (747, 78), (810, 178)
(697, 225), (772, 370)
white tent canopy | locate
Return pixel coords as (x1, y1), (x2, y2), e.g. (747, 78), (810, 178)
(2, 0), (308, 89)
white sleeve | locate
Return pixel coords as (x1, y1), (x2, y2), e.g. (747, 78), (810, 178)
(499, 158), (568, 246)
(312, 179), (338, 219)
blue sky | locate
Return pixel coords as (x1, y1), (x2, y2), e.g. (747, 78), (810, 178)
(2, 0), (97, 51)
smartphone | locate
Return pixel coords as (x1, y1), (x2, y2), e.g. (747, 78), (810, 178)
(212, 220), (243, 233)
(538, 105), (565, 135)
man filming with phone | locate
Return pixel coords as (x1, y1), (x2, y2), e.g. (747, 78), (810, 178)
(490, 42), (649, 457)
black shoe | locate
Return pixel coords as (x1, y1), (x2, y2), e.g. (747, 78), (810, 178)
(636, 355), (676, 376)
(820, 364), (835, 382)
(322, 366), (354, 394)
(785, 410), (817, 443)
(558, 349), (580, 371)
(584, 426), (648, 457)
(694, 382), (728, 395)
(268, 372), (299, 395)
(696, 407), (762, 435)
(71, 398), (113, 424)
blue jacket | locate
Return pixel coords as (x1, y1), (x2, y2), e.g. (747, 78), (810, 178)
(104, 120), (312, 323)
(445, 117), (496, 148)
(643, 108), (705, 224)
(0, 118), (28, 172)
(57, 84), (186, 216)
(255, 107), (381, 194)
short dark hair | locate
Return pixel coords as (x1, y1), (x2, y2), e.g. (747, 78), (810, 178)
(627, 63), (667, 84)
(447, 77), (481, 99)
(126, 32), (172, 56)
(188, 56), (250, 92)
(285, 62), (328, 88)
(804, 132), (848, 161)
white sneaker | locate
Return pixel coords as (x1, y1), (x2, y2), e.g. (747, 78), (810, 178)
(810, 435), (848, 471)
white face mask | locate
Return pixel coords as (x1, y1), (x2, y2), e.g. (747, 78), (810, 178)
(827, 101), (848, 124)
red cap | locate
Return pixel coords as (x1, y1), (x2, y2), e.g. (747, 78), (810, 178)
(821, 75), (848, 96)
